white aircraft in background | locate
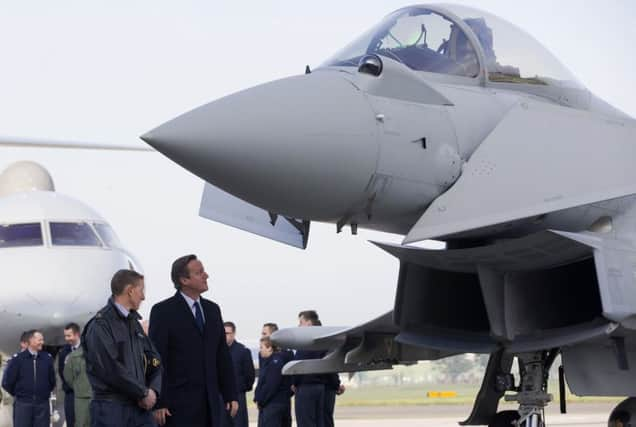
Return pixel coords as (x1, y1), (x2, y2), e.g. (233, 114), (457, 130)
(0, 160), (139, 356)
(0, 138), (149, 426)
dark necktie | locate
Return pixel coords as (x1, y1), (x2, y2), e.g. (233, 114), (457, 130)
(194, 301), (204, 332)
(33, 354), (37, 386)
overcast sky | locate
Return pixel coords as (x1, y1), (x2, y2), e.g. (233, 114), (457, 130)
(0, 1), (634, 347)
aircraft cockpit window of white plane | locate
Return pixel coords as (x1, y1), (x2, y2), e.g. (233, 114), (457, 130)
(0, 222), (43, 248)
(323, 7), (480, 78)
(442, 4), (585, 89)
(93, 222), (123, 249)
(50, 221), (102, 247)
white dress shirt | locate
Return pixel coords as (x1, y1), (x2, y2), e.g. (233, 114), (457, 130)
(180, 291), (205, 322)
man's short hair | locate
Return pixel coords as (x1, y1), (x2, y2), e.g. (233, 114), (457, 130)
(64, 323), (81, 335)
(224, 321), (236, 332)
(171, 254), (198, 290)
(298, 310), (319, 324)
(111, 269), (144, 296)
(24, 329), (41, 342)
(263, 322), (279, 333)
(19, 330), (30, 344)
(314, 319), (322, 326)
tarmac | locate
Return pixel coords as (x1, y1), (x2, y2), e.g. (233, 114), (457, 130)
(247, 402), (614, 426)
(0, 401), (616, 426)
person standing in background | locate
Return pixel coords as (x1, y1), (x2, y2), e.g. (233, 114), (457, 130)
(2, 330), (56, 427)
(313, 319), (345, 427)
(63, 345), (92, 427)
(254, 337), (291, 427)
(221, 321), (255, 427)
(59, 322), (81, 427)
(293, 311), (325, 427)
(261, 322), (293, 427)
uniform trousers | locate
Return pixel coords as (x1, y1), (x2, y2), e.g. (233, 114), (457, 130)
(257, 402), (288, 427)
(294, 384), (324, 427)
(90, 400), (155, 427)
(75, 397), (91, 427)
(14, 399), (50, 427)
(323, 389), (336, 427)
(65, 390), (76, 427)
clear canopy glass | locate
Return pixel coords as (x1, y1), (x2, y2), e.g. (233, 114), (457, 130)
(0, 223), (43, 248)
(443, 4), (583, 88)
(323, 7), (479, 78)
(50, 222), (101, 247)
(323, 5), (583, 89)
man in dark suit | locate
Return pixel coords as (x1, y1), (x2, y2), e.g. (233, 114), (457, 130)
(59, 322), (82, 427)
(149, 254), (238, 426)
(221, 321), (255, 427)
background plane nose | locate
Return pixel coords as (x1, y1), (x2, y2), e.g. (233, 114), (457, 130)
(142, 72), (379, 221)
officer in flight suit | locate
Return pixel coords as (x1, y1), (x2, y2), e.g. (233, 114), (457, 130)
(83, 269), (162, 427)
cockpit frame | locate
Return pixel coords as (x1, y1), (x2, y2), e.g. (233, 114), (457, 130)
(409, 4), (489, 86)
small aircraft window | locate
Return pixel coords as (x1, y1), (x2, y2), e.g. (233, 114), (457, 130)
(50, 222), (101, 247)
(0, 223), (43, 248)
(94, 223), (122, 249)
(323, 8), (479, 78)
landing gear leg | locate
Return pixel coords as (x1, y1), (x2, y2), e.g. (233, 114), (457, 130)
(461, 350), (514, 425)
(504, 351), (556, 427)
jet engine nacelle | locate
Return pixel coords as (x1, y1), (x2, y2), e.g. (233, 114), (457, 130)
(379, 225), (636, 396)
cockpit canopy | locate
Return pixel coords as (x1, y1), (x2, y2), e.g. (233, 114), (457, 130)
(324, 7), (480, 78)
(323, 4), (583, 89)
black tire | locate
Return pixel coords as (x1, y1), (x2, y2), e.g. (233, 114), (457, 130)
(489, 410), (520, 427)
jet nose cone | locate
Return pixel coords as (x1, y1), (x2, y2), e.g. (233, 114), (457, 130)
(142, 71), (379, 220)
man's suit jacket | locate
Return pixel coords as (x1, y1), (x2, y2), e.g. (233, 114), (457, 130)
(149, 292), (238, 426)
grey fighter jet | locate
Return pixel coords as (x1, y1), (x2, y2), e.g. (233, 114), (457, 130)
(142, 4), (636, 426)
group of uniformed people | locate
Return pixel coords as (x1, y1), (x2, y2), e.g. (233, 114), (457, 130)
(1, 254), (344, 427)
(250, 311), (345, 427)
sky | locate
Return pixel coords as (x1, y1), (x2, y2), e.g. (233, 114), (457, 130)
(0, 0), (634, 347)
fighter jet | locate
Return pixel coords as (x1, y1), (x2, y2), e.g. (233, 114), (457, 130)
(142, 4), (636, 426)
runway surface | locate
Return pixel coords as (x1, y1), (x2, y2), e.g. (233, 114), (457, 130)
(0, 401), (616, 426)
(247, 402), (615, 426)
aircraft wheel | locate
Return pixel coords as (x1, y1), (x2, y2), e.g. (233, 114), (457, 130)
(608, 397), (636, 426)
(489, 410), (520, 427)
